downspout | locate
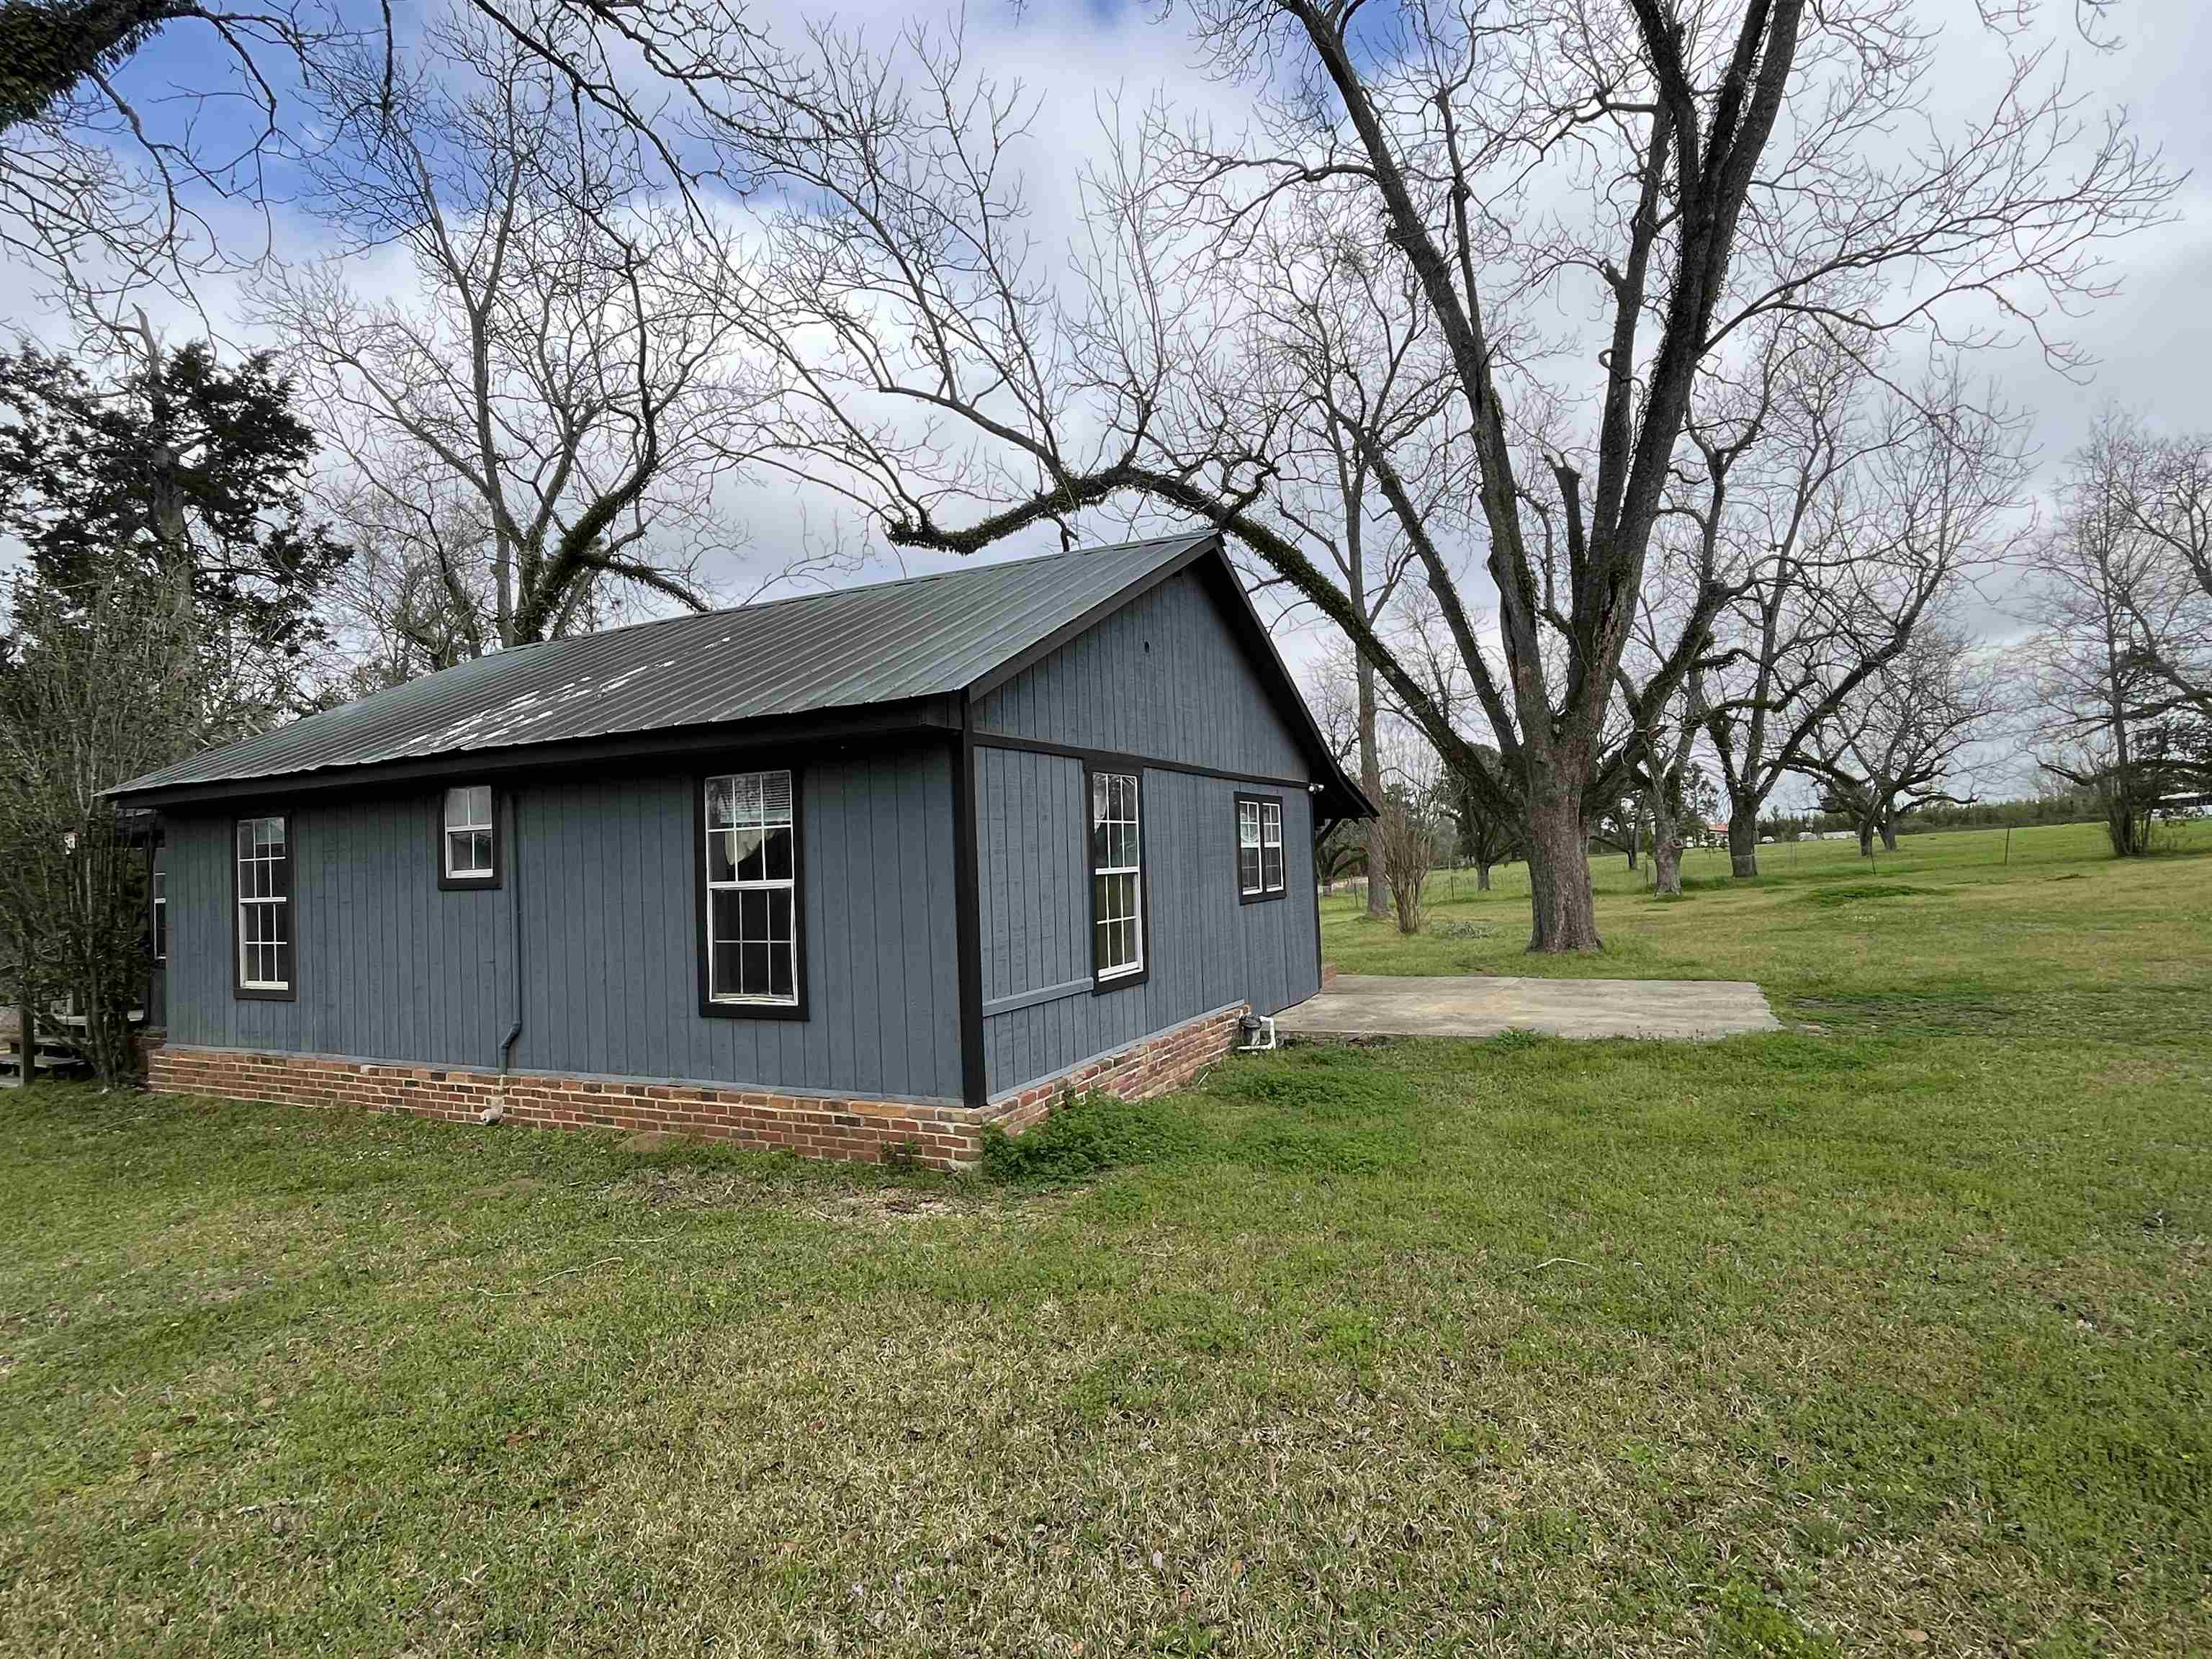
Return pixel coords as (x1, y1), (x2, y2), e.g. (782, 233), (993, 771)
(485, 790), (524, 1125)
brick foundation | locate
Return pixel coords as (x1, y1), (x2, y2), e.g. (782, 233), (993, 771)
(144, 1002), (1248, 1172)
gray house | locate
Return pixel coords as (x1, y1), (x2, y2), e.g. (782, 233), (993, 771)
(112, 533), (1370, 1166)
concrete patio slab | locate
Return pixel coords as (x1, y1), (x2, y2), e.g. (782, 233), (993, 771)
(1275, 974), (1781, 1043)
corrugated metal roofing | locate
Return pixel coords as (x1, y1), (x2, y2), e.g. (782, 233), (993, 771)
(113, 532), (1222, 799)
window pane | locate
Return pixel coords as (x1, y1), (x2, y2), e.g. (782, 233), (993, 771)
(707, 777), (737, 830)
(1263, 845), (1285, 891)
(445, 788), (468, 830)
(1240, 845), (1262, 893)
(711, 941), (738, 999)
(472, 830), (494, 871)
(738, 888), (768, 940)
(762, 824), (793, 881)
(708, 829), (735, 884)
(710, 889), (739, 945)
(740, 942), (770, 996)
(733, 827), (767, 883)
(768, 889), (793, 943)
(768, 939), (794, 999)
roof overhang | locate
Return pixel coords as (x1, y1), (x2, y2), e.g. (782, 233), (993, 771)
(115, 696), (962, 811)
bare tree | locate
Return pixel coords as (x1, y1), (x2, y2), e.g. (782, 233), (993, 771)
(1795, 623), (2000, 854)
(251, 14), (760, 656)
(2112, 421), (2212, 735)
(658, 4), (2171, 951)
(2018, 411), (2204, 853)
(0, 0), (390, 321)
(1698, 364), (2025, 874)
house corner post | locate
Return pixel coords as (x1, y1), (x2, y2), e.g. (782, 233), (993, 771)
(950, 693), (988, 1111)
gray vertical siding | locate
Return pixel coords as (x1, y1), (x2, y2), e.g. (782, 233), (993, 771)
(161, 746), (963, 1100)
(974, 569), (1309, 779)
(975, 752), (1318, 1100)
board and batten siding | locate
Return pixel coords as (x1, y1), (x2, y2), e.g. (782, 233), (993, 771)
(973, 567), (1309, 781)
(974, 749), (1318, 1101)
(159, 747), (963, 1101)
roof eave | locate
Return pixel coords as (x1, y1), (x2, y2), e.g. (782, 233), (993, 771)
(109, 695), (963, 810)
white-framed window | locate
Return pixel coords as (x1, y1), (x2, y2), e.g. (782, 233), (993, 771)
(235, 814), (292, 995)
(1236, 794), (1285, 899)
(1089, 768), (1144, 983)
(703, 769), (799, 1008)
(151, 843), (167, 962)
(441, 785), (497, 884)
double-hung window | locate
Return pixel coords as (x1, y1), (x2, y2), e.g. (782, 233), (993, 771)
(1236, 794), (1285, 901)
(702, 769), (801, 1012)
(1089, 768), (1145, 985)
(235, 815), (294, 997)
(150, 843), (167, 962)
(440, 785), (498, 886)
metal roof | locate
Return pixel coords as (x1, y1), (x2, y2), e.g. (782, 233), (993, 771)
(112, 531), (1367, 814)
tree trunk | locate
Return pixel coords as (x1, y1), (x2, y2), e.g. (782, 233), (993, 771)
(1357, 657), (1388, 920)
(1475, 861), (1492, 892)
(1879, 806), (1899, 853)
(1525, 778), (1601, 951)
(1649, 789), (1683, 897)
(1727, 804), (1761, 879)
(1625, 814), (1639, 871)
(1858, 821), (1875, 857)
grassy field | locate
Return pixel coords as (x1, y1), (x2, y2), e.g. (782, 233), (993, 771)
(2, 822), (2208, 1655)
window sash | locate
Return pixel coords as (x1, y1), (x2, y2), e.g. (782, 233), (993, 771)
(151, 850), (167, 962)
(235, 816), (291, 992)
(1091, 770), (1143, 979)
(1237, 796), (1285, 896)
(443, 786), (495, 878)
(704, 770), (799, 1005)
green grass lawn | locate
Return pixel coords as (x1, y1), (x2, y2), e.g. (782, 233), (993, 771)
(4, 824), (2209, 1655)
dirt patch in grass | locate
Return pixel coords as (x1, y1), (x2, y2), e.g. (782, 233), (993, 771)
(1801, 881), (1929, 907)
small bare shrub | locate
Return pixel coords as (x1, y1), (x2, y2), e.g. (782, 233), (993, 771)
(1372, 789), (1444, 935)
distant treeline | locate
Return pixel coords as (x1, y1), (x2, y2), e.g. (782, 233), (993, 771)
(1755, 791), (2110, 841)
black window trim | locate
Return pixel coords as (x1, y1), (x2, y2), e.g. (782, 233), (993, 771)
(230, 810), (297, 1003)
(693, 763), (810, 1021)
(1235, 791), (1287, 904)
(435, 783), (505, 890)
(1084, 755), (1152, 994)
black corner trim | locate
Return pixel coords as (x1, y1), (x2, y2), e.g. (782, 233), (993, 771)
(693, 761), (811, 1021)
(1234, 791), (1288, 905)
(1084, 755), (1153, 995)
(950, 700), (989, 1107)
(434, 783), (505, 891)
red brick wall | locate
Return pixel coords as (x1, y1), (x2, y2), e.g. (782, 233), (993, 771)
(145, 1002), (1246, 1172)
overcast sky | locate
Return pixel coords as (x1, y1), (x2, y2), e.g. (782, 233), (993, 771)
(6, 0), (2207, 803)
